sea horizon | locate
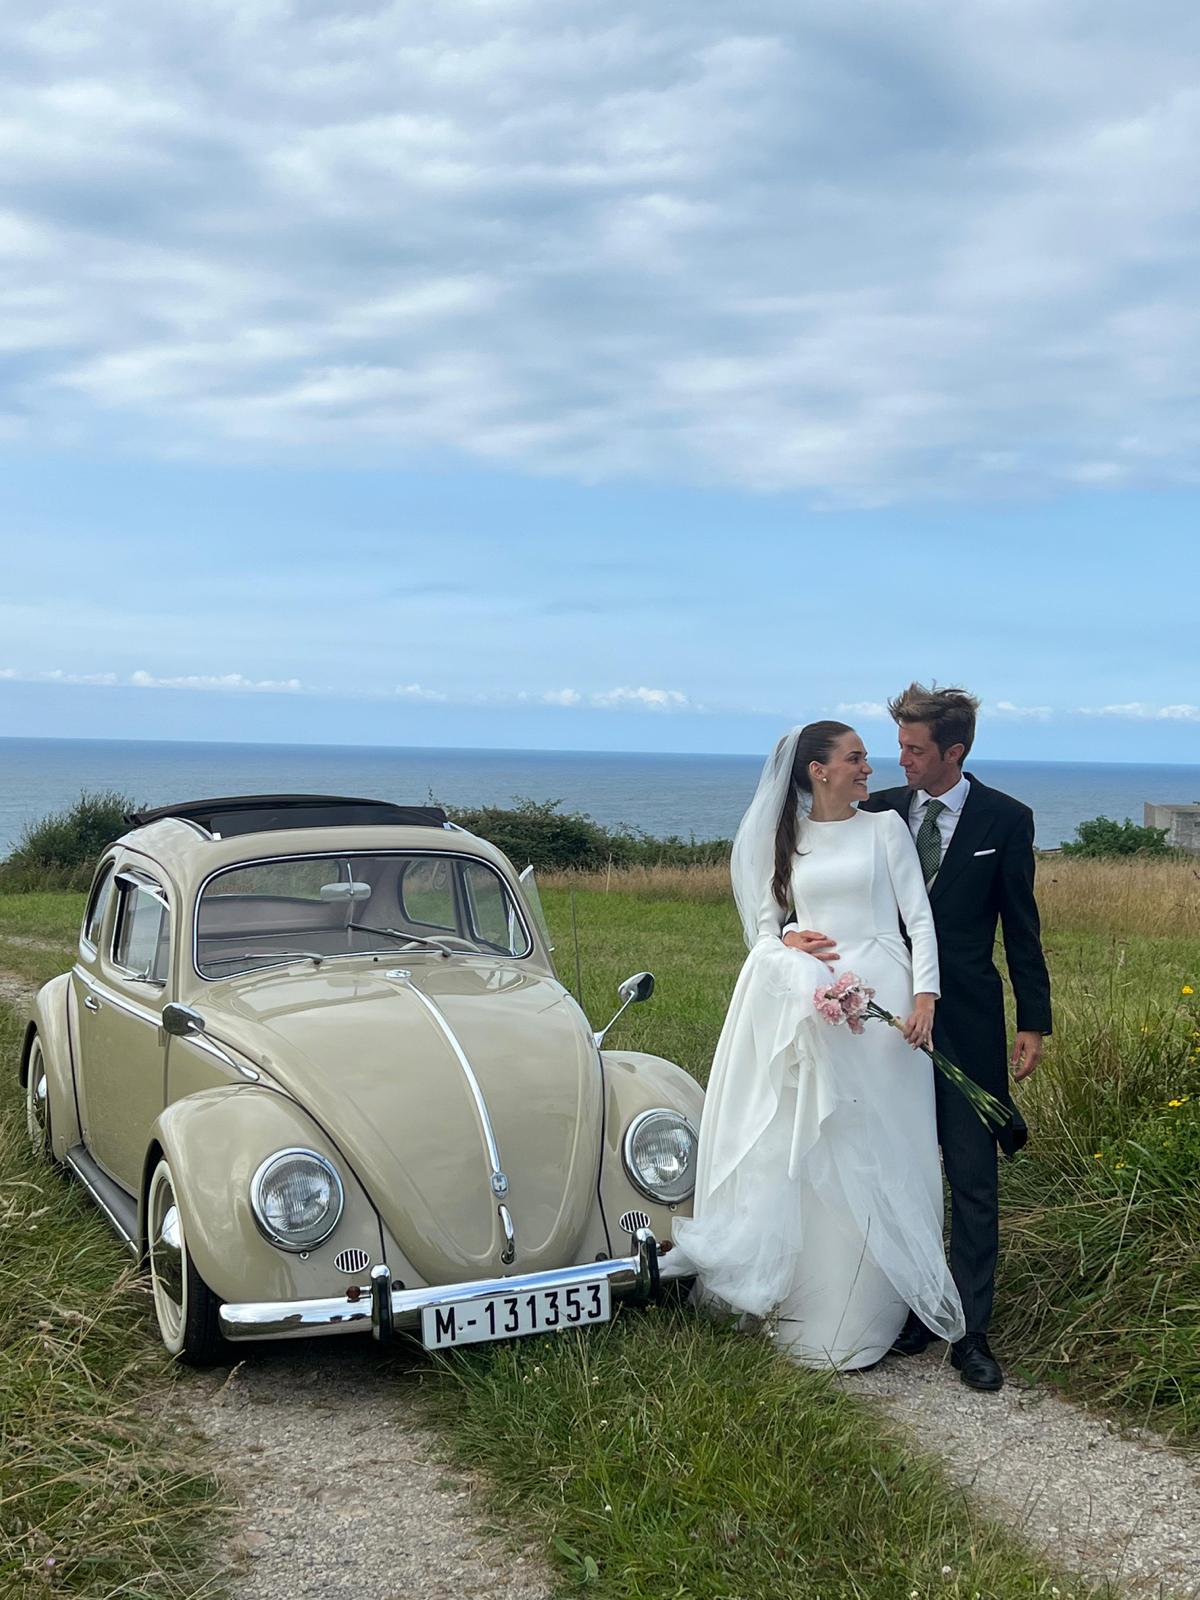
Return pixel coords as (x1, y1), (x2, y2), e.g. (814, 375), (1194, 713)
(3, 733), (1198, 858)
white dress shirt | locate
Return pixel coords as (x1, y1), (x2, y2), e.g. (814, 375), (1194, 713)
(907, 773), (970, 863)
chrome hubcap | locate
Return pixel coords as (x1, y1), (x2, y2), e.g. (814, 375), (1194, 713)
(151, 1182), (185, 1337)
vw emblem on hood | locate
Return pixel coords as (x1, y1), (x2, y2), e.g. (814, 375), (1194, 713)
(491, 1172), (510, 1198)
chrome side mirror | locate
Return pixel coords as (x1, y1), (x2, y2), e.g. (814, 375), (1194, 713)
(162, 1003), (207, 1038)
(618, 971), (655, 1005)
(593, 971), (656, 1048)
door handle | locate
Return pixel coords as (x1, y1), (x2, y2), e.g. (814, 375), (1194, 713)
(83, 994), (100, 1013)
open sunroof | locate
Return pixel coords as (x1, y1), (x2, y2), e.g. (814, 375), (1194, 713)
(124, 794), (449, 838)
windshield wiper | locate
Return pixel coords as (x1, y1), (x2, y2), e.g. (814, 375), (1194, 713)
(346, 921), (460, 958)
(205, 950), (326, 969)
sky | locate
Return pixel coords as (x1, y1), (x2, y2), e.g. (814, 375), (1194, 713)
(1, 0), (1197, 764)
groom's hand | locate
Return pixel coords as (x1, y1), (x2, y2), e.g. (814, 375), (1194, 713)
(1010, 1031), (1044, 1082)
(782, 929), (838, 964)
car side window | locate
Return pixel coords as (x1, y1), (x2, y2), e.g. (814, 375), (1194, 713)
(82, 859), (116, 949)
(399, 858), (457, 931)
(112, 875), (171, 983)
(463, 861), (531, 957)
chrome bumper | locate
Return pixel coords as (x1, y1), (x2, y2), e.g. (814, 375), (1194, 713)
(218, 1229), (660, 1343)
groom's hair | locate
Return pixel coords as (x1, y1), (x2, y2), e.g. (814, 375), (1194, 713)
(887, 682), (980, 760)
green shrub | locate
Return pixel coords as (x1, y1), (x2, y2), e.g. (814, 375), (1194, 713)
(444, 797), (731, 872)
(1060, 815), (1169, 858)
(0, 790), (138, 890)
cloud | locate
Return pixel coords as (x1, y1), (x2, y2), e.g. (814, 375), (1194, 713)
(542, 688), (583, 706)
(0, 667), (119, 687)
(837, 701), (889, 719)
(991, 700), (1052, 720)
(590, 686), (689, 710)
(391, 682), (448, 702)
(129, 670), (303, 694)
(1080, 702), (1200, 721)
(6, 3), (1200, 499)
(1, 665), (304, 694)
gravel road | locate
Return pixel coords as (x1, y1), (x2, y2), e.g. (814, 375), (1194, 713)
(843, 1347), (1200, 1598)
(181, 1342), (556, 1600)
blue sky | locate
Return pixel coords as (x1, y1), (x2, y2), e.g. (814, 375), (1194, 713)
(1, 1), (1196, 764)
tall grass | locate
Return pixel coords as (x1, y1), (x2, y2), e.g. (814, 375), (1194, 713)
(542, 854), (1200, 937)
(0, 1003), (227, 1597)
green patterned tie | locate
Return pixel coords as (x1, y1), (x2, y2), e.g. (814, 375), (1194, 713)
(916, 798), (946, 883)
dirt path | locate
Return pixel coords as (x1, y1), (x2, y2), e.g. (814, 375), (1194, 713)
(843, 1349), (1200, 1597)
(183, 1346), (554, 1600)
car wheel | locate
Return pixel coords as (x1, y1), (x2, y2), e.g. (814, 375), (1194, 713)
(25, 1036), (54, 1160)
(146, 1159), (225, 1365)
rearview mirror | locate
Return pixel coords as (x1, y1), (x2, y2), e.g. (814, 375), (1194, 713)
(319, 882), (372, 901)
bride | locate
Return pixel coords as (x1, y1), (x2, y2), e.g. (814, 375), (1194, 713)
(670, 721), (965, 1368)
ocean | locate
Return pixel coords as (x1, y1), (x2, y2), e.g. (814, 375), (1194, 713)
(1, 736), (1197, 859)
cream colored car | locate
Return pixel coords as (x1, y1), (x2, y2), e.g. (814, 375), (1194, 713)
(22, 795), (702, 1363)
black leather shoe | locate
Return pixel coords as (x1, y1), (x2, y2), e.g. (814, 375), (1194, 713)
(951, 1333), (1004, 1391)
(888, 1312), (939, 1357)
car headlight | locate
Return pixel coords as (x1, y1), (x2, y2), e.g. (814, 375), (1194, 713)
(622, 1108), (698, 1205)
(250, 1148), (344, 1251)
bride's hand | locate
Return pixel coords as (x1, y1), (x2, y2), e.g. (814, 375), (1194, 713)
(902, 994), (935, 1050)
(782, 929), (838, 965)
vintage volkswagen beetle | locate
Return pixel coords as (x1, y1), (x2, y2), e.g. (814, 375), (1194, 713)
(21, 795), (702, 1363)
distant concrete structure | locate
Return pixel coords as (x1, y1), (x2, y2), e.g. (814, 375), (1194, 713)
(1145, 802), (1200, 852)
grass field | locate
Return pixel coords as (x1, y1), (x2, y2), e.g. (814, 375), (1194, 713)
(0, 993), (226, 1598)
(0, 853), (1194, 1598)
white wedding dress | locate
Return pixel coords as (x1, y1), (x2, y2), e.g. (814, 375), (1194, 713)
(670, 806), (965, 1369)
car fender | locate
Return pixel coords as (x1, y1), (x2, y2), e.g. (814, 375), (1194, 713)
(145, 1086), (386, 1307)
(598, 1050), (704, 1249)
(22, 974), (83, 1157)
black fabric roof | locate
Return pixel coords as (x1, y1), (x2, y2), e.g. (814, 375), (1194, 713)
(124, 795), (449, 838)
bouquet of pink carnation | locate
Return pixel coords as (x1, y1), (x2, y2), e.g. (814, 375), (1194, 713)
(813, 972), (1010, 1130)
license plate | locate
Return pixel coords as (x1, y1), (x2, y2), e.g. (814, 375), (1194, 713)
(421, 1279), (611, 1348)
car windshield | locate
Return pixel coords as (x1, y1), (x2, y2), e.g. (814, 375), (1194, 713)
(195, 852), (533, 977)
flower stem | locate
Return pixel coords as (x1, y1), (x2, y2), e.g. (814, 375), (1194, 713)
(866, 1001), (1010, 1130)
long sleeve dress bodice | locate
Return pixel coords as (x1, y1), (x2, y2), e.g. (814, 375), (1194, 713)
(671, 805), (963, 1367)
(763, 808), (940, 996)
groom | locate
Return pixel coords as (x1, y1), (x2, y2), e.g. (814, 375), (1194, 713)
(859, 684), (1052, 1390)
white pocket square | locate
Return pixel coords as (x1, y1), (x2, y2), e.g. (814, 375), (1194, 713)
(973, 848), (996, 856)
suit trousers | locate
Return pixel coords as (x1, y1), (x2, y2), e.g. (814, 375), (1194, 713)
(934, 1064), (999, 1334)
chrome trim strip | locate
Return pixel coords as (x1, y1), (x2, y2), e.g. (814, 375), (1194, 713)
(219, 1233), (659, 1342)
(182, 1031), (260, 1082)
(72, 965), (162, 1027)
(393, 975), (504, 1180)
(65, 1151), (139, 1256)
(191, 848), (534, 982)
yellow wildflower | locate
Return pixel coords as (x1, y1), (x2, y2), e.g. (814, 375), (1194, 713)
(1093, 1152), (1104, 1160)
(1168, 1099), (1184, 1108)
(1115, 1161), (1126, 1170)
(1184, 985), (1195, 995)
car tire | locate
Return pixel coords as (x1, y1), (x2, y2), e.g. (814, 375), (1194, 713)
(25, 1035), (55, 1161)
(146, 1158), (226, 1365)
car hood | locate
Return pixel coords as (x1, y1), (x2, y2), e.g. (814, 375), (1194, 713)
(209, 959), (602, 1283)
